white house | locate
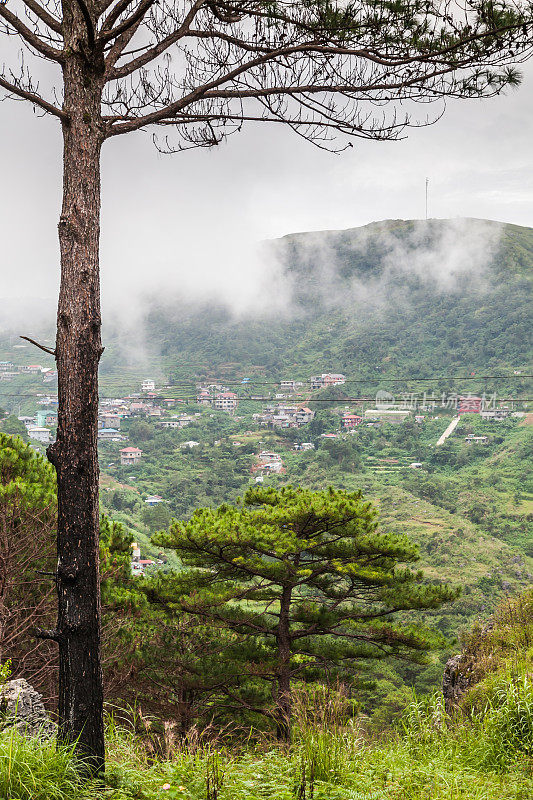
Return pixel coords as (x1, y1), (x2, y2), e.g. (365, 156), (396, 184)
(141, 379), (156, 392)
(214, 392), (238, 412)
(480, 410), (509, 420)
(258, 450), (281, 463)
(19, 364), (42, 374)
(295, 407), (315, 425)
(27, 426), (51, 444)
(145, 495), (164, 505)
(257, 451), (283, 472)
(98, 428), (123, 441)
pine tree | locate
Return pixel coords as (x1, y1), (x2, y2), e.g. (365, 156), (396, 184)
(154, 485), (458, 738)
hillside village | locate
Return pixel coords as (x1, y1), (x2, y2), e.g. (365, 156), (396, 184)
(3, 367), (526, 580)
(3, 368), (520, 455)
(0, 219), (531, 800)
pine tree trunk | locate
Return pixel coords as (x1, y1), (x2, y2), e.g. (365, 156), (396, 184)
(275, 586), (292, 742)
(46, 33), (105, 772)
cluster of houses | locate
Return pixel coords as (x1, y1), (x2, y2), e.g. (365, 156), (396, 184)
(130, 542), (156, 576)
(17, 399), (59, 444)
(275, 374), (346, 395)
(97, 383), (200, 441)
(254, 450), (284, 475)
(253, 403), (315, 429)
(10, 368), (519, 458)
(196, 384), (239, 412)
(0, 361), (57, 383)
(309, 373), (346, 390)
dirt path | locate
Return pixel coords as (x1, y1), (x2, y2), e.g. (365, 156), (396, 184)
(436, 416), (460, 446)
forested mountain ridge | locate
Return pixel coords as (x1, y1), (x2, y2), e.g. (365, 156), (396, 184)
(2, 218), (530, 396)
(134, 218), (532, 391)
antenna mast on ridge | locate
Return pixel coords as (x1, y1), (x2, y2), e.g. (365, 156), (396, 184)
(425, 177), (429, 220)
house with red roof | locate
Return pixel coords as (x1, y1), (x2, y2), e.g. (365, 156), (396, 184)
(342, 414), (362, 429)
(214, 392), (238, 412)
(120, 446), (142, 465)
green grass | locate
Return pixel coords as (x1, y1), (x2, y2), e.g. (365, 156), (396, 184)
(2, 679), (532, 800)
(96, 691), (533, 799)
(0, 728), (82, 800)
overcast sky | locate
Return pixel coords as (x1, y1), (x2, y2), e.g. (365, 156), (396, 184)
(1, 57), (532, 316)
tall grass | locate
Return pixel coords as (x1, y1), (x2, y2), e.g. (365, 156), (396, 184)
(1, 677), (532, 799)
(0, 727), (82, 800)
(290, 683), (362, 794)
(477, 674), (533, 771)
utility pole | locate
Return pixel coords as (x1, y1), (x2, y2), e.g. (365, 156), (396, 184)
(425, 178), (429, 220)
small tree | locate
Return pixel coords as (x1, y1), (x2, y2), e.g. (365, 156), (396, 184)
(0, 433), (57, 700)
(154, 485), (457, 739)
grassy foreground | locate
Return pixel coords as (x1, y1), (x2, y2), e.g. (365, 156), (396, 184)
(1, 680), (532, 800)
(2, 589), (532, 800)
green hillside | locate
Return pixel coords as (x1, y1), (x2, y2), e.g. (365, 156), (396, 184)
(1, 218), (531, 403)
(135, 218), (532, 398)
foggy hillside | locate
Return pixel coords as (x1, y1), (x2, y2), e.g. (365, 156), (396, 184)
(2, 218), (531, 394)
(127, 218), (532, 391)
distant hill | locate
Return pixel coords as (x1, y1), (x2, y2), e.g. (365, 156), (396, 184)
(2, 218), (529, 399)
(137, 218), (531, 396)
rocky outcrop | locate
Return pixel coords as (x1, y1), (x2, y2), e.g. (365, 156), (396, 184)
(443, 620), (497, 713)
(442, 653), (475, 714)
(0, 678), (56, 738)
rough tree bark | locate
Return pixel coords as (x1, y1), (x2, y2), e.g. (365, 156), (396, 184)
(46, 16), (106, 771)
(275, 585), (293, 742)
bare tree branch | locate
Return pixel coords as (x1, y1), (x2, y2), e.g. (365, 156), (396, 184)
(100, 0), (155, 43)
(101, 0), (137, 32)
(21, 0), (62, 34)
(19, 335), (57, 356)
(107, 0), (206, 77)
(0, 4), (63, 61)
(0, 73), (66, 118)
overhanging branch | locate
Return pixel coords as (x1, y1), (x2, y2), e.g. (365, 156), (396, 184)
(0, 4), (63, 61)
(0, 74), (67, 120)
